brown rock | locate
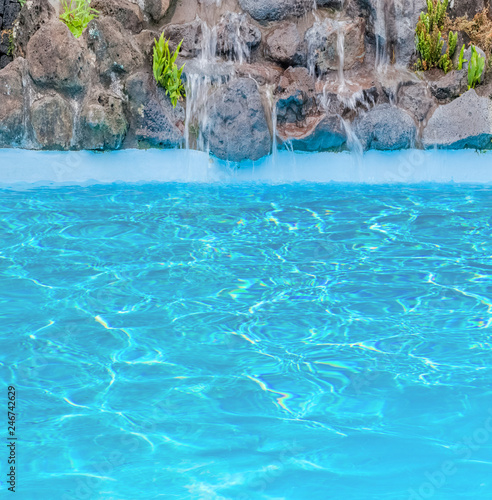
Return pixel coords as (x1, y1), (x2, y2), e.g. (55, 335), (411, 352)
(86, 17), (143, 83)
(305, 18), (365, 74)
(0, 58), (25, 147)
(236, 63), (283, 86)
(14, 0), (57, 58)
(143, 0), (171, 22)
(265, 22), (303, 66)
(31, 94), (74, 149)
(91, 0), (143, 33)
(27, 21), (89, 94)
(79, 90), (129, 150)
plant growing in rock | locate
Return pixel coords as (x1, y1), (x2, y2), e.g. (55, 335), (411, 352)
(468, 46), (486, 89)
(7, 30), (14, 56)
(153, 34), (186, 108)
(457, 44), (467, 70)
(415, 0), (458, 73)
(59, 0), (98, 39)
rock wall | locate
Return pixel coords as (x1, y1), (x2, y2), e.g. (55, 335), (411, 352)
(0, 0), (492, 161)
(0, 0), (21, 69)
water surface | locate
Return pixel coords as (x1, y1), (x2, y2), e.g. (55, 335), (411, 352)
(0, 176), (491, 499)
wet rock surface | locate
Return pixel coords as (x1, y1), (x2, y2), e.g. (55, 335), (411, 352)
(124, 71), (184, 148)
(203, 78), (271, 162)
(31, 94), (74, 149)
(355, 104), (417, 151)
(0, 57), (25, 146)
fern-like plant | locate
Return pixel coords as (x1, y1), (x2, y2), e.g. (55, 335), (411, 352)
(468, 46), (485, 89)
(415, 0), (458, 74)
(59, 0), (98, 39)
(153, 34), (186, 108)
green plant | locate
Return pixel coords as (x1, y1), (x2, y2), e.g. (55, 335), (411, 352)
(468, 45), (486, 89)
(19, 0), (26, 6)
(415, 0), (458, 73)
(457, 44), (467, 70)
(59, 0), (98, 39)
(7, 30), (14, 56)
(153, 33), (186, 108)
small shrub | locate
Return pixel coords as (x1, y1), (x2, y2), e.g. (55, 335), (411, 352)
(153, 33), (186, 108)
(468, 45), (485, 89)
(416, 0), (458, 73)
(59, 0), (98, 39)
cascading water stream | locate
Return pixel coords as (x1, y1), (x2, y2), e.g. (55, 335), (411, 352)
(265, 86), (278, 163)
(374, 0), (389, 73)
(336, 22), (346, 91)
(342, 118), (364, 156)
(184, 20), (218, 152)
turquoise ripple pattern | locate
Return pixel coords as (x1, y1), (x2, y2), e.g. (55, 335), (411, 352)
(0, 184), (491, 500)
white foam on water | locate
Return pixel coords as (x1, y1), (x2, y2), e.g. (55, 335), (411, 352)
(0, 149), (491, 187)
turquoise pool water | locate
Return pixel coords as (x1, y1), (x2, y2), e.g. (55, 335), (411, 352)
(1, 152), (492, 499)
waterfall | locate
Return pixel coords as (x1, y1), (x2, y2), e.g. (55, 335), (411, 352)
(221, 13), (252, 65)
(374, 0), (389, 73)
(266, 86), (278, 162)
(342, 119), (364, 156)
(336, 22), (346, 91)
(184, 20), (218, 153)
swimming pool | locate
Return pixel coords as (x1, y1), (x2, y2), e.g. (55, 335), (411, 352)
(1, 151), (491, 499)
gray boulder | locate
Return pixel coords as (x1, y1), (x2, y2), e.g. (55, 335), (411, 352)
(265, 22), (304, 67)
(78, 90), (129, 150)
(124, 71), (184, 148)
(0, 57), (25, 147)
(238, 0), (312, 21)
(355, 104), (417, 150)
(26, 20), (89, 94)
(448, 0), (486, 18)
(428, 69), (468, 101)
(398, 83), (435, 122)
(86, 17), (143, 84)
(31, 94), (74, 150)
(203, 78), (271, 162)
(422, 89), (492, 149)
